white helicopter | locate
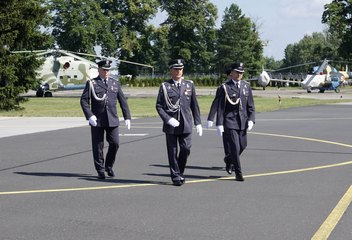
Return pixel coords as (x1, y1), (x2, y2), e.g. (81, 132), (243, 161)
(12, 49), (154, 97)
(253, 59), (349, 93)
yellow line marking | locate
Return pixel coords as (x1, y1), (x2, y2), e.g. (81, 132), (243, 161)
(238, 161), (352, 178)
(311, 185), (352, 240)
(0, 183), (159, 195)
(1, 161), (351, 195)
(128, 127), (352, 148)
(257, 117), (352, 122)
(1, 130), (351, 238)
(251, 132), (352, 148)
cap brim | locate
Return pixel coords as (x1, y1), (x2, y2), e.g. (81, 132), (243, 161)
(234, 69), (244, 73)
(170, 65), (184, 69)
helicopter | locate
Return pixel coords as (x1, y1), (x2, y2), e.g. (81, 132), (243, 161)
(12, 49), (98, 97)
(251, 59), (350, 93)
(301, 59), (348, 93)
(12, 49), (154, 97)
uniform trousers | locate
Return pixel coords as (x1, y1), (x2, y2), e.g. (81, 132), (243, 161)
(165, 133), (191, 181)
(224, 129), (247, 174)
(91, 126), (119, 173)
(223, 134), (231, 163)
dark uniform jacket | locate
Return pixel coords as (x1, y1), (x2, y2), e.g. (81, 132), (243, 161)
(216, 80), (255, 130)
(156, 79), (201, 134)
(80, 76), (131, 127)
(207, 86), (222, 121)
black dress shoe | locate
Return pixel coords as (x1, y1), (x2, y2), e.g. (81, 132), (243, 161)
(97, 172), (106, 179)
(180, 176), (186, 184)
(226, 163), (233, 175)
(235, 174), (244, 181)
(173, 180), (183, 186)
(106, 169), (115, 177)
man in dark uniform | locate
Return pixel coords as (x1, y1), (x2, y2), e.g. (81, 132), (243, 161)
(156, 59), (203, 186)
(207, 68), (232, 165)
(80, 60), (131, 179)
(216, 62), (255, 181)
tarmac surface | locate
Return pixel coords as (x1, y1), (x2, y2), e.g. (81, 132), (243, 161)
(1, 91), (352, 239)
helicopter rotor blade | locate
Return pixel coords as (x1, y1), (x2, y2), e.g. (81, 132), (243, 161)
(269, 61), (318, 72)
(67, 51), (154, 69)
(11, 50), (47, 54)
(118, 59), (153, 69)
(57, 50), (97, 66)
(66, 51), (100, 59)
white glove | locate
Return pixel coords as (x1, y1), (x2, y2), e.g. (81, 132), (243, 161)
(196, 124), (203, 136)
(167, 118), (180, 127)
(89, 115), (97, 127)
(125, 119), (131, 130)
(207, 120), (213, 128)
(216, 125), (224, 136)
(247, 121), (254, 131)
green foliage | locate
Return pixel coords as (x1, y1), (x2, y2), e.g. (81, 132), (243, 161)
(322, 0), (352, 59)
(123, 74), (223, 88)
(160, 0), (218, 73)
(47, 0), (265, 76)
(1, 95), (349, 117)
(215, 4), (264, 76)
(282, 32), (339, 72)
(126, 76), (165, 87)
(3, 0), (348, 113)
(101, 0), (160, 75)
(0, 0), (52, 110)
(282, 1), (352, 71)
(149, 25), (171, 74)
(50, 0), (116, 53)
(263, 57), (283, 72)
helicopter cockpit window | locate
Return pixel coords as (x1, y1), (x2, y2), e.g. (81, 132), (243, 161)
(63, 62), (70, 69)
(308, 66), (319, 74)
(331, 76), (339, 82)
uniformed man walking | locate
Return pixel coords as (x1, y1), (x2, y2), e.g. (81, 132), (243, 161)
(207, 68), (232, 164)
(156, 59), (203, 186)
(80, 60), (131, 179)
(216, 62), (255, 181)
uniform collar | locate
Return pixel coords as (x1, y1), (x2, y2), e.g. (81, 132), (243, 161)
(173, 79), (182, 86)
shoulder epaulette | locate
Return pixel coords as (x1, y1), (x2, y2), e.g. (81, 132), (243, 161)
(184, 79), (194, 84)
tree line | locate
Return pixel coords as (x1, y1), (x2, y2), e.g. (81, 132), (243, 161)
(1, 0), (351, 110)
